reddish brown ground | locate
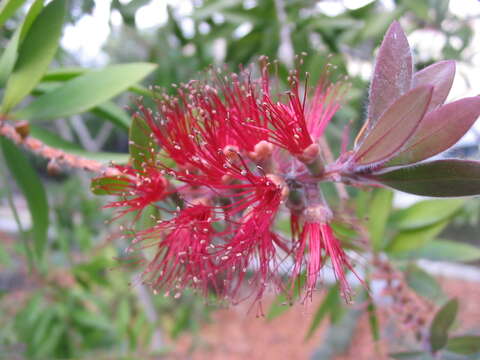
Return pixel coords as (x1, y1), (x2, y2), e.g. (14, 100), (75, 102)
(174, 277), (480, 360)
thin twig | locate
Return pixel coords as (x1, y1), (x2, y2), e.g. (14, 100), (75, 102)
(0, 120), (119, 176)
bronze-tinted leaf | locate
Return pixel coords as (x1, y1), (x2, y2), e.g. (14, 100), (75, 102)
(367, 21), (413, 128)
(353, 86), (432, 167)
(388, 97), (480, 166)
(413, 60), (455, 112)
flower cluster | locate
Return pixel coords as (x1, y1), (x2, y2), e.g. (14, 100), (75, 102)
(93, 21), (480, 305)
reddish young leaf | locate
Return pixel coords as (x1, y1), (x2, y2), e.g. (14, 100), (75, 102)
(353, 85), (433, 167)
(388, 96), (480, 166)
(368, 159), (480, 197)
(368, 21), (413, 128)
(413, 60), (455, 112)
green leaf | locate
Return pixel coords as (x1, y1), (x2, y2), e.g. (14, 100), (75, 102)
(129, 114), (157, 169)
(41, 67), (85, 82)
(403, 0), (429, 20)
(15, 62), (157, 120)
(398, 239), (480, 263)
(387, 219), (448, 254)
(91, 101), (131, 131)
(0, 138), (49, 262)
(446, 335), (480, 355)
(1, 0), (66, 112)
(367, 297), (380, 342)
(0, 0), (28, 28)
(367, 188), (393, 251)
(0, 0), (44, 86)
(267, 274), (306, 320)
(389, 351), (426, 359)
(429, 298), (459, 353)
(391, 199), (465, 230)
(90, 176), (130, 196)
(33, 81), (131, 131)
(305, 285), (339, 340)
(405, 266), (444, 302)
(369, 160), (480, 197)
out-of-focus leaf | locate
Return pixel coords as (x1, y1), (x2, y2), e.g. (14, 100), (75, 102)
(430, 298), (459, 353)
(15, 63), (157, 120)
(129, 114), (157, 169)
(388, 97), (480, 166)
(367, 21), (413, 127)
(387, 219), (448, 253)
(413, 61), (455, 112)
(91, 101), (131, 131)
(0, 0), (28, 28)
(29, 125), (129, 164)
(369, 160), (480, 197)
(446, 336), (480, 355)
(354, 86), (432, 166)
(305, 285), (339, 340)
(367, 188), (393, 251)
(0, 0), (44, 86)
(403, 0), (429, 20)
(41, 67), (85, 81)
(389, 351), (426, 359)
(367, 297), (380, 342)
(1, 0), (66, 112)
(391, 199), (464, 230)
(405, 266), (444, 302)
(267, 274), (306, 320)
(399, 239), (480, 263)
(192, 0), (239, 19)
(90, 176), (130, 196)
(0, 138), (49, 262)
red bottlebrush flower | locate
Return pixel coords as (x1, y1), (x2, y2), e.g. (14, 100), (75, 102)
(103, 165), (169, 219)
(97, 55), (360, 306)
(136, 204), (220, 297)
(292, 206), (357, 300)
(217, 174), (290, 302)
(261, 63), (344, 159)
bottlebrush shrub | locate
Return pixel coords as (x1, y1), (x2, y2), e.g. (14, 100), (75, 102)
(92, 21), (480, 306)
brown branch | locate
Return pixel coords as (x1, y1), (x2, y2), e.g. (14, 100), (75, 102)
(0, 120), (119, 176)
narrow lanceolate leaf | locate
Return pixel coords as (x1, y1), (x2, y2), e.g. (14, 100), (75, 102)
(14, 63), (157, 120)
(1, 0), (66, 112)
(429, 298), (459, 353)
(91, 101), (131, 131)
(0, 0), (44, 86)
(367, 21), (413, 128)
(388, 96), (480, 166)
(387, 219), (448, 253)
(91, 176), (130, 196)
(391, 199), (465, 230)
(413, 60), (455, 112)
(0, 138), (49, 262)
(369, 160), (480, 197)
(368, 189), (393, 251)
(305, 285), (340, 340)
(354, 86), (432, 167)
(129, 114), (158, 169)
(446, 336), (480, 355)
(399, 239), (480, 263)
(0, 0), (28, 28)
